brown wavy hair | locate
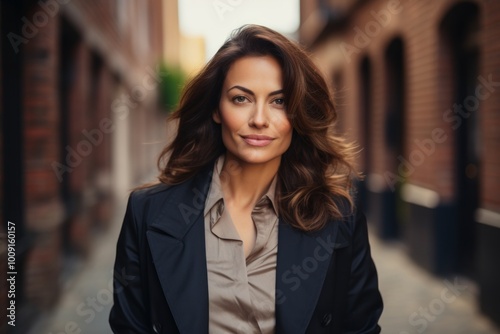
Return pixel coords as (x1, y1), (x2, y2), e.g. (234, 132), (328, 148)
(157, 25), (359, 231)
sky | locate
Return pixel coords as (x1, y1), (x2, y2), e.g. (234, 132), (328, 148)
(178, 0), (300, 61)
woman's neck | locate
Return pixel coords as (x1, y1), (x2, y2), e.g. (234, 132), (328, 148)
(220, 154), (280, 211)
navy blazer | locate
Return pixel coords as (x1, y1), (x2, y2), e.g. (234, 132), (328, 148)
(109, 166), (383, 333)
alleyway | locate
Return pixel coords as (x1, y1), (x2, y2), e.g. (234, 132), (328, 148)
(29, 202), (500, 334)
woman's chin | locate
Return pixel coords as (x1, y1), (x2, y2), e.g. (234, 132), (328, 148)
(225, 151), (282, 167)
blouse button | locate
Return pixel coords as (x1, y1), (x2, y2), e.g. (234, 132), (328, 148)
(321, 313), (333, 327)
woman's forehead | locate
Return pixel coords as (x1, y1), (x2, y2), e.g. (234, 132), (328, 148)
(223, 56), (283, 89)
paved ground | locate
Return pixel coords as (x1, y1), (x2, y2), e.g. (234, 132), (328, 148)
(370, 226), (500, 334)
(27, 199), (125, 334)
(29, 204), (500, 334)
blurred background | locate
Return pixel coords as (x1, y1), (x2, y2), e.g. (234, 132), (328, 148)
(1, 0), (499, 333)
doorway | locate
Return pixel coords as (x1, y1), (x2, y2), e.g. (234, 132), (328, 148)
(357, 57), (372, 214)
(384, 38), (406, 239)
(439, 2), (480, 277)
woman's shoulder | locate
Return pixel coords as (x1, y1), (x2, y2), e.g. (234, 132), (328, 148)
(330, 196), (365, 238)
(131, 182), (172, 199)
(121, 183), (180, 232)
(127, 182), (174, 211)
(127, 169), (212, 212)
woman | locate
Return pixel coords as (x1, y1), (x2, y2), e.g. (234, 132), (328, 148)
(110, 25), (383, 334)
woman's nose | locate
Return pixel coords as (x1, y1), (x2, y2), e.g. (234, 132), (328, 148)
(249, 104), (269, 128)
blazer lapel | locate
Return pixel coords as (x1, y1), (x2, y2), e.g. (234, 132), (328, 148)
(146, 168), (213, 334)
(275, 218), (349, 334)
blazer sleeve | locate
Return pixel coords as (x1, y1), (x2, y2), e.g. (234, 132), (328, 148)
(342, 211), (383, 333)
(109, 192), (151, 333)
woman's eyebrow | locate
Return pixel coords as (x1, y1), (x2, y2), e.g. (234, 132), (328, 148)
(227, 85), (283, 97)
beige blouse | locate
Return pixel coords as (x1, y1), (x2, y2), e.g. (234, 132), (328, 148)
(204, 156), (279, 333)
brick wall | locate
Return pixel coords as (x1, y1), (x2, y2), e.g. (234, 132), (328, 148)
(481, 0), (500, 211)
(0, 0), (165, 328)
(23, 3), (64, 308)
(305, 0), (499, 208)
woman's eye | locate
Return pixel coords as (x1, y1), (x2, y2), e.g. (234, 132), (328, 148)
(233, 96), (247, 103)
(273, 98), (285, 106)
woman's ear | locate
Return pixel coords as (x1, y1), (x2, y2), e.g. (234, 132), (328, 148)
(212, 109), (222, 124)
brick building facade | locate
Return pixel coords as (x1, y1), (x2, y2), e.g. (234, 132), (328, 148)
(1, 0), (166, 331)
(300, 0), (500, 326)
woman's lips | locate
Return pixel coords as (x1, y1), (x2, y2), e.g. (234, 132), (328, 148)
(241, 135), (274, 147)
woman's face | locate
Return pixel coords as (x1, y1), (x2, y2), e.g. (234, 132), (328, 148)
(214, 55), (293, 167)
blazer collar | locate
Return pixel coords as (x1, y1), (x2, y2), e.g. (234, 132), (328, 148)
(145, 165), (349, 334)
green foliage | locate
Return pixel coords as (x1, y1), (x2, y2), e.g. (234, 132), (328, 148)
(158, 63), (186, 112)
